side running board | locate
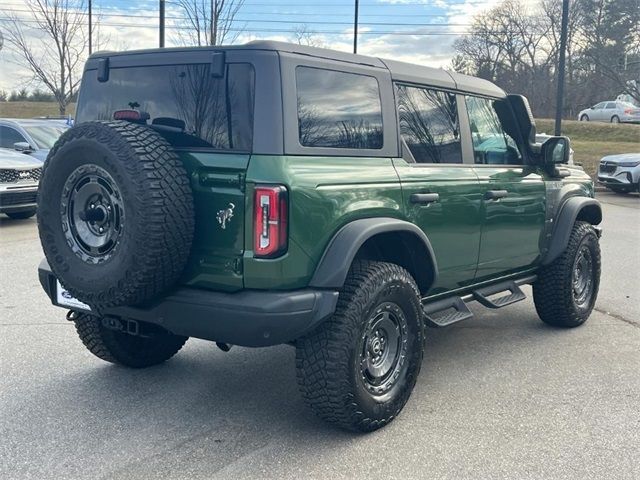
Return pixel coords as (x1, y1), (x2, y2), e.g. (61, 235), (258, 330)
(423, 297), (473, 327)
(473, 280), (526, 309)
(423, 276), (534, 327)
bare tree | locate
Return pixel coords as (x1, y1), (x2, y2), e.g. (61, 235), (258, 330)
(174, 0), (245, 46)
(293, 24), (324, 47)
(3, 0), (90, 115)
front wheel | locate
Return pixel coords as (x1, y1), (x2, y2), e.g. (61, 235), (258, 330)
(74, 313), (187, 368)
(6, 209), (36, 220)
(580, 114), (589, 121)
(296, 260), (424, 432)
(533, 221), (601, 327)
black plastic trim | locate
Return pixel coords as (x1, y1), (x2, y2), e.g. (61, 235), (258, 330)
(542, 197), (602, 265)
(309, 217), (438, 292)
(38, 259), (338, 347)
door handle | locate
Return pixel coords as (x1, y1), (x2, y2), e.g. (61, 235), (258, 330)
(410, 193), (440, 204)
(484, 190), (509, 201)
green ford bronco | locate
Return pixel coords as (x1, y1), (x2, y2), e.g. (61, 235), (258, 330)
(37, 41), (602, 432)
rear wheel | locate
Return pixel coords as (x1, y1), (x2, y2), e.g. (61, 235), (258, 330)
(580, 114), (589, 121)
(296, 260), (424, 432)
(533, 221), (600, 328)
(611, 115), (620, 123)
(6, 209), (36, 220)
(73, 313), (187, 368)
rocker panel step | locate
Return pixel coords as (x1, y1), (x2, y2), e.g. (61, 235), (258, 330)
(423, 296), (474, 327)
(473, 280), (526, 309)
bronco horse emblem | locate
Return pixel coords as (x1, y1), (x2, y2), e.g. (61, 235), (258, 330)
(216, 203), (235, 230)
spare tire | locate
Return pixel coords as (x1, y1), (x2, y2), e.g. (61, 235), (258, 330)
(38, 121), (195, 309)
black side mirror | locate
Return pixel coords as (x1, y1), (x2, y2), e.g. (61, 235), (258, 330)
(541, 136), (570, 165)
(14, 141), (33, 153)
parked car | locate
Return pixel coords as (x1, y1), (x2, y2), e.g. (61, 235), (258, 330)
(597, 153), (640, 193)
(578, 101), (640, 123)
(0, 147), (42, 219)
(37, 41), (602, 432)
(536, 133), (574, 164)
(0, 118), (70, 162)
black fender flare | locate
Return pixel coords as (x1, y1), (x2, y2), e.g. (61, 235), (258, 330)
(542, 197), (602, 265)
(309, 217), (438, 293)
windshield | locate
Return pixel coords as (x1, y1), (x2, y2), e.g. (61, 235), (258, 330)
(23, 125), (68, 149)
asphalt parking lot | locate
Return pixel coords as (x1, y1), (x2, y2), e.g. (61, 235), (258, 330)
(1, 191), (638, 480)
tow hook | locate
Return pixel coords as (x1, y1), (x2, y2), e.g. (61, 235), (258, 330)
(66, 310), (80, 321)
(216, 342), (232, 352)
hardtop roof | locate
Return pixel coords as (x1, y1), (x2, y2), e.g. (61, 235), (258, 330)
(88, 40), (505, 98)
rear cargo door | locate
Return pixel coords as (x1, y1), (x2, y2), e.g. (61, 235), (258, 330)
(74, 56), (257, 292)
(180, 152), (249, 292)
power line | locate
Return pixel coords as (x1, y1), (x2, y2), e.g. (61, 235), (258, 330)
(0, 7), (471, 26)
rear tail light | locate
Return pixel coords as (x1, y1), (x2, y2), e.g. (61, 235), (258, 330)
(254, 185), (288, 258)
(624, 109), (632, 114)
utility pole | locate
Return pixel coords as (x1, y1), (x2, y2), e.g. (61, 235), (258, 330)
(554, 0), (569, 136)
(353, 0), (359, 54)
(159, 0), (165, 48)
(88, 0), (92, 55)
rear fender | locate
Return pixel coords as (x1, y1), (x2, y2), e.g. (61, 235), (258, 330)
(309, 217), (438, 294)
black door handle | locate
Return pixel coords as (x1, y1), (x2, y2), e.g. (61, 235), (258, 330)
(410, 193), (440, 204)
(484, 190), (509, 200)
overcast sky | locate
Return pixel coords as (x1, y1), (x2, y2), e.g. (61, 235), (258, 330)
(0, 0), (517, 92)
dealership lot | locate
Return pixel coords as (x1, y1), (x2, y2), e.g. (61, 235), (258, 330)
(1, 191), (638, 480)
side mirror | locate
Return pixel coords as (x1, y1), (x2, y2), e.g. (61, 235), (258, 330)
(541, 136), (570, 165)
(14, 142), (33, 153)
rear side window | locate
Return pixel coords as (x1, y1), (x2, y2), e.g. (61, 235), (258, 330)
(395, 84), (462, 164)
(296, 67), (383, 149)
(76, 63), (254, 150)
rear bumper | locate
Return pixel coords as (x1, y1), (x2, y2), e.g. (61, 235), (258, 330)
(38, 260), (339, 347)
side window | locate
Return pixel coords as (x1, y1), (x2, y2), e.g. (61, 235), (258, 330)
(395, 84), (462, 164)
(0, 126), (27, 149)
(465, 96), (522, 165)
(593, 102), (605, 109)
(296, 67), (383, 149)
(605, 102), (616, 109)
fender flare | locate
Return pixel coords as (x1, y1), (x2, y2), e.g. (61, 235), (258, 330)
(309, 217), (438, 292)
(542, 197), (602, 265)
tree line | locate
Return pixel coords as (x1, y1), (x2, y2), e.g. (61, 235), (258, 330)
(452, 0), (640, 118)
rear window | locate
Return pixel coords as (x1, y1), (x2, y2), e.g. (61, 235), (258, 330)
(296, 67), (383, 149)
(76, 63), (254, 150)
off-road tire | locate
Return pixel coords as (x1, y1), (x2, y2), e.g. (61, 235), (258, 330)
(296, 260), (424, 432)
(37, 121), (194, 309)
(74, 313), (187, 368)
(533, 221), (601, 327)
(6, 209), (36, 220)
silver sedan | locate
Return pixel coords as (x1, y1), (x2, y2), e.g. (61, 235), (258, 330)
(578, 101), (640, 124)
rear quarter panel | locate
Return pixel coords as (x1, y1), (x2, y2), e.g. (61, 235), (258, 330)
(243, 155), (403, 289)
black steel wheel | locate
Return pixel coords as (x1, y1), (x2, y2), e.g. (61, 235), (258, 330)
(296, 260), (424, 432)
(359, 303), (409, 396)
(62, 164), (125, 263)
(534, 221), (601, 327)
